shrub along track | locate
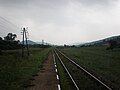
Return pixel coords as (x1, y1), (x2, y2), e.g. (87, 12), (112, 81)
(54, 49), (112, 90)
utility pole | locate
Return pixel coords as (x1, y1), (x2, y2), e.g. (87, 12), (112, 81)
(42, 40), (44, 45)
(21, 27), (29, 57)
(24, 28), (29, 56)
(22, 28), (25, 57)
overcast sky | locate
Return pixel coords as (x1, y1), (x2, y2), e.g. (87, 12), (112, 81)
(0, 0), (120, 45)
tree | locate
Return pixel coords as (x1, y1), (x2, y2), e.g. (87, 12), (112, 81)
(0, 37), (2, 41)
(0, 33), (21, 50)
(106, 40), (117, 50)
(4, 33), (17, 41)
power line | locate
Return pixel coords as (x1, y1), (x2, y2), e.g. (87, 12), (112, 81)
(0, 26), (9, 32)
(0, 24), (16, 31)
(0, 24), (20, 39)
(0, 16), (21, 39)
(0, 22), (17, 31)
(0, 16), (20, 35)
(0, 16), (19, 29)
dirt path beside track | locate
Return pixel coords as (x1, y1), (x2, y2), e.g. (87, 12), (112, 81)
(26, 53), (57, 90)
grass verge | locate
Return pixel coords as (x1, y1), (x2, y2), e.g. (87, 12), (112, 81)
(0, 48), (51, 90)
(59, 46), (120, 89)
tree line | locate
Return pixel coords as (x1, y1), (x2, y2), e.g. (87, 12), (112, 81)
(0, 33), (51, 52)
(0, 33), (21, 50)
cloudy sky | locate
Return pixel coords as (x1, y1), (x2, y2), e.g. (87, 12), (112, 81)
(0, 0), (120, 45)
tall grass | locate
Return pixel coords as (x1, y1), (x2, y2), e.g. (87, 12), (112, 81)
(60, 46), (120, 89)
(0, 48), (51, 90)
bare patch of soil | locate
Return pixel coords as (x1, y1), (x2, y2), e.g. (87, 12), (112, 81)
(26, 53), (57, 90)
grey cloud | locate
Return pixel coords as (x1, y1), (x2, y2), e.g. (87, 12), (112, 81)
(73, 0), (118, 6)
(0, 0), (120, 44)
(0, 0), (69, 9)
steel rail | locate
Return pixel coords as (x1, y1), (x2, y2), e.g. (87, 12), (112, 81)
(54, 50), (80, 90)
(56, 49), (112, 90)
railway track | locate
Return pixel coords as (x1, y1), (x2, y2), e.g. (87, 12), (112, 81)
(54, 49), (112, 90)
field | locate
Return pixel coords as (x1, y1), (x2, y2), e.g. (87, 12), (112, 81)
(0, 48), (51, 90)
(1, 46), (120, 90)
(58, 46), (120, 89)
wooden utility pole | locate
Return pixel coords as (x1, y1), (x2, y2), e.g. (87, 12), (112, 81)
(24, 28), (29, 56)
(22, 28), (25, 57)
(42, 40), (44, 45)
(22, 27), (29, 57)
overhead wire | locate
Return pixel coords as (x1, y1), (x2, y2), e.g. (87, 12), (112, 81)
(0, 16), (21, 39)
(0, 16), (19, 29)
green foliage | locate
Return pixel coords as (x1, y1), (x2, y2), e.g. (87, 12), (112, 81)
(29, 44), (51, 48)
(106, 40), (119, 50)
(0, 33), (21, 50)
(4, 33), (17, 41)
(0, 37), (2, 41)
(0, 48), (51, 90)
(0, 40), (21, 50)
(60, 46), (120, 89)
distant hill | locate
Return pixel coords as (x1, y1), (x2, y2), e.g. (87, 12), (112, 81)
(21, 40), (37, 45)
(36, 42), (42, 44)
(78, 35), (120, 46)
(36, 42), (51, 45)
(21, 40), (51, 45)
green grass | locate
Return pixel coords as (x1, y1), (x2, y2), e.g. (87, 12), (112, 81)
(55, 54), (75, 90)
(59, 46), (120, 89)
(58, 53), (107, 90)
(0, 48), (51, 90)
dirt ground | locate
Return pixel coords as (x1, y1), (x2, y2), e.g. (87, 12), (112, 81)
(26, 52), (57, 90)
